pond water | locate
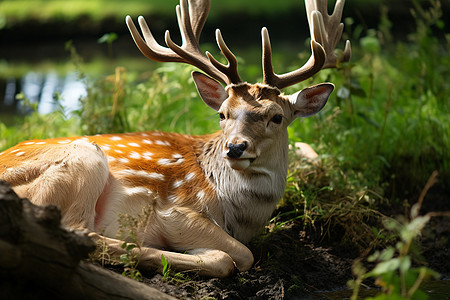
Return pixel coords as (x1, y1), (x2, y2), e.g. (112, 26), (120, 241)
(1, 71), (86, 118)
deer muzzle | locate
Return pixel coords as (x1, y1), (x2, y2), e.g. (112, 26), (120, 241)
(226, 142), (247, 159)
(224, 140), (256, 171)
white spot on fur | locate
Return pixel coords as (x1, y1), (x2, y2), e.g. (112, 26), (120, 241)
(118, 158), (130, 164)
(173, 180), (183, 189)
(57, 140), (72, 144)
(185, 172), (195, 181)
(117, 144), (126, 148)
(114, 149), (123, 154)
(158, 158), (171, 165)
(10, 149), (19, 153)
(129, 152), (141, 159)
(142, 139), (152, 145)
(107, 156), (116, 162)
(102, 145), (111, 151)
(155, 140), (170, 146)
(146, 172), (164, 181)
(173, 153), (183, 159)
(128, 142), (140, 147)
(197, 190), (206, 201)
(117, 169), (164, 181)
(142, 152), (153, 160)
(141, 133), (149, 137)
(36, 142), (46, 145)
(24, 142), (35, 145)
(110, 136), (122, 141)
(16, 151), (25, 156)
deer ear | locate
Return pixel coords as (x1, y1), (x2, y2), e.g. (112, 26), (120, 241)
(289, 83), (334, 118)
(192, 71), (228, 111)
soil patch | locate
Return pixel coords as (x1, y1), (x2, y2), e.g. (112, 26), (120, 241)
(137, 222), (357, 299)
(135, 204), (450, 299)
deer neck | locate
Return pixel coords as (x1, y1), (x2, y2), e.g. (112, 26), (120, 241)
(198, 131), (289, 243)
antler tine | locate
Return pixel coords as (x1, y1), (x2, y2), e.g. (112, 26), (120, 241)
(126, 0), (241, 86)
(164, 0), (229, 84)
(188, 0), (211, 41)
(126, 15), (184, 63)
(262, 0), (351, 90)
(206, 30), (241, 84)
(306, 0), (352, 69)
(262, 26), (326, 90)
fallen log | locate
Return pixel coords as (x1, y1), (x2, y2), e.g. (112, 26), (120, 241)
(0, 180), (174, 300)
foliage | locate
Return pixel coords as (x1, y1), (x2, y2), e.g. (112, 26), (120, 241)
(79, 63), (219, 136)
(160, 254), (193, 284)
(286, 0), (450, 200)
(120, 241), (143, 281)
(114, 206), (154, 281)
(272, 151), (386, 252)
(348, 172), (445, 300)
(161, 254), (171, 280)
(115, 212), (144, 281)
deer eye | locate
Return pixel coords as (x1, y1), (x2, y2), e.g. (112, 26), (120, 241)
(271, 114), (283, 124)
(219, 113), (226, 121)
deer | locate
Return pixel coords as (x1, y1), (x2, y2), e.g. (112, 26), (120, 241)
(0, 0), (350, 277)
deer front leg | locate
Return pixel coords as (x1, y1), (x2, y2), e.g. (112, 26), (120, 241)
(89, 232), (236, 277)
(155, 206), (254, 272)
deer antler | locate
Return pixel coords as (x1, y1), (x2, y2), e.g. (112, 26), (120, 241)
(263, 0), (351, 89)
(305, 0), (351, 68)
(126, 0), (241, 85)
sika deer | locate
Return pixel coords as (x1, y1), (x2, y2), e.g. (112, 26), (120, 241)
(0, 0), (350, 277)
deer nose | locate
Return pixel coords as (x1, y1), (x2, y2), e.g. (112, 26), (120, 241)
(226, 142), (247, 159)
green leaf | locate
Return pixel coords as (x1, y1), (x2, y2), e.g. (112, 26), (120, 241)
(379, 247), (395, 261)
(399, 256), (411, 274)
(120, 254), (129, 262)
(367, 258), (401, 277)
(161, 254), (169, 275)
(368, 250), (380, 262)
(98, 32), (118, 44)
(126, 243), (137, 252)
(360, 35), (381, 54)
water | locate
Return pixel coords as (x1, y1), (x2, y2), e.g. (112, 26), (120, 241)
(0, 71), (86, 118)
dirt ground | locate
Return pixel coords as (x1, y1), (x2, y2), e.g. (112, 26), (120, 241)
(135, 185), (450, 299)
(139, 221), (355, 299)
(130, 223), (449, 299)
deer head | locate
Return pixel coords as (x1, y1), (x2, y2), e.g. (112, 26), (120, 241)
(126, 0), (350, 172)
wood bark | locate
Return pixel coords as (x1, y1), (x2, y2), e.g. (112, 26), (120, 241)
(0, 180), (174, 300)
